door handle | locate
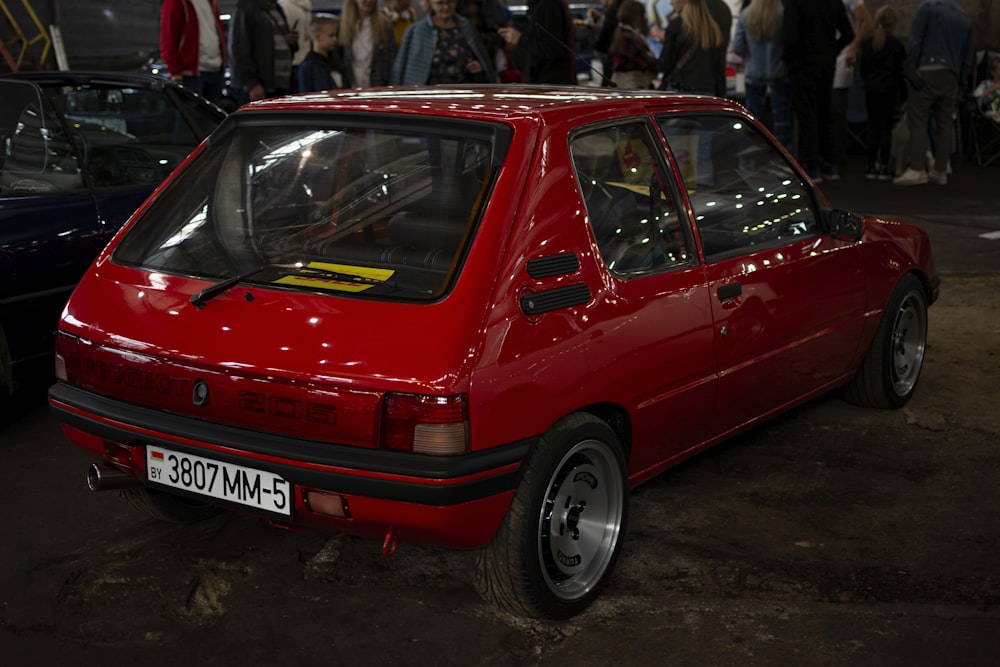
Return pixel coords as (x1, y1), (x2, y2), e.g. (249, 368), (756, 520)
(717, 281), (742, 302)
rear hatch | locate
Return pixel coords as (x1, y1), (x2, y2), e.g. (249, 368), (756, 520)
(61, 111), (513, 447)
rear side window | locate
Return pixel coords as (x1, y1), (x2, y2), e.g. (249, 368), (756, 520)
(114, 117), (506, 301)
(570, 121), (693, 277)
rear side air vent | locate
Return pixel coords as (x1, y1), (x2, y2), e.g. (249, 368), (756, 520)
(520, 283), (591, 315)
(526, 253), (580, 279)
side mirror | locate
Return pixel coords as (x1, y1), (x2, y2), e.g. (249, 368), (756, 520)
(828, 209), (863, 242)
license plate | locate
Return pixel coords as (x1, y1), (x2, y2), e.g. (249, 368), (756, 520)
(146, 445), (292, 517)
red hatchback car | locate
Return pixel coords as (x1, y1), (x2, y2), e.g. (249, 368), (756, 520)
(49, 87), (938, 619)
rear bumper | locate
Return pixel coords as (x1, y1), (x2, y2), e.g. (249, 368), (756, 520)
(49, 382), (529, 548)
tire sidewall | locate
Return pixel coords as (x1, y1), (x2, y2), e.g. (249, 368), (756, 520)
(879, 274), (928, 408)
(514, 413), (629, 618)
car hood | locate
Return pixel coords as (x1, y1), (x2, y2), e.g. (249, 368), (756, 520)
(62, 259), (489, 446)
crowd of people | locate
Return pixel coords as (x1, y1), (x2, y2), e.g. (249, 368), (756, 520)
(159, 0), (983, 186)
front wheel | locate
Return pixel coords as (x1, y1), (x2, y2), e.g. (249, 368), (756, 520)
(845, 273), (928, 408)
(475, 413), (628, 619)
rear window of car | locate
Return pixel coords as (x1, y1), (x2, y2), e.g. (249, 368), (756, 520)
(113, 114), (510, 301)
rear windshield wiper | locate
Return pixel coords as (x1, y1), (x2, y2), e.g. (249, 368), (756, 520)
(190, 263), (394, 310)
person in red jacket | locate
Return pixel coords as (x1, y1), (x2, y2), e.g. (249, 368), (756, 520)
(160, 0), (228, 105)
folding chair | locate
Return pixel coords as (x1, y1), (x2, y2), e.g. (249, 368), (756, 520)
(971, 109), (1000, 166)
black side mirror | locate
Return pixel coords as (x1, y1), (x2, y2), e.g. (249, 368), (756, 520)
(828, 209), (863, 242)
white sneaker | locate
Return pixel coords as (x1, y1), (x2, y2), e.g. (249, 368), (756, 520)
(893, 168), (928, 186)
(926, 158), (952, 175)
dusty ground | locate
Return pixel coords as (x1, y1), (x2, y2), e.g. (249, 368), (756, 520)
(1, 194), (999, 663)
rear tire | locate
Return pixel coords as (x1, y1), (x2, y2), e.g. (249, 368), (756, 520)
(475, 413), (628, 619)
(845, 273), (928, 408)
(119, 486), (223, 523)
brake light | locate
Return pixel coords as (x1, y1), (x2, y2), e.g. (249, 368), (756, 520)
(381, 393), (470, 455)
(54, 332), (81, 385)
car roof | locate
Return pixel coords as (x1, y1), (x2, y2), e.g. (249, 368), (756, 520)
(241, 85), (741, 123)
(0, 70), (171, 89)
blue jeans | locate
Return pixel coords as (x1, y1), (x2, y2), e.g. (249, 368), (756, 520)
(745, 79), (792, 151)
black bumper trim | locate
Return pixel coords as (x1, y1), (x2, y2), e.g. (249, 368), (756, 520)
(49, 383), (533, 506)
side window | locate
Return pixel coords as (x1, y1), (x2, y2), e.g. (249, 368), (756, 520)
(570, 122), (693, 277)
(0, 81), (83, 195)
(657, 114), (818, 260)
(59, 86), (201, 190)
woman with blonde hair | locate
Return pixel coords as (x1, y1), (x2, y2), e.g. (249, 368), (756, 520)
(657, 0), (728, 96)
(340, 0), (397, 86)
(732, 0), (792, 148)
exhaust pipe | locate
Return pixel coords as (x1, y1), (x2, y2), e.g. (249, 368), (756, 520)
(87, 463), (140, 491)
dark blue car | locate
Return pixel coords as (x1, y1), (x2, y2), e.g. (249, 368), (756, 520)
(0, 71), (225, 399)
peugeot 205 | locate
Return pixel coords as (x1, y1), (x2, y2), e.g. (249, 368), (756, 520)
(49, 87), (938, 619)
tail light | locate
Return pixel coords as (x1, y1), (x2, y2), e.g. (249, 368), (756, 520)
(54, 331), (81, 385)
(381, 393), (469, 455)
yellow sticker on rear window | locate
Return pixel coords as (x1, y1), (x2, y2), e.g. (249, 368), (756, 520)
(273, 262), (395, 292)
(307, 262), (395, 281)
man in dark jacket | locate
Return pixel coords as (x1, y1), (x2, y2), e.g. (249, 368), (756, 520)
(499, 0), (576, 85)
(783, 0), (854, 181)
(893, 0), (974, 186)
(229, 0), (299, 102)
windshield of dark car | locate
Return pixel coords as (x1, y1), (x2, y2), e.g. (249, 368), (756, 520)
(113, 116), (506, 301)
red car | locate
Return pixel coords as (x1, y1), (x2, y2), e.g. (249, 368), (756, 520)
(49, 87), (938, 619)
